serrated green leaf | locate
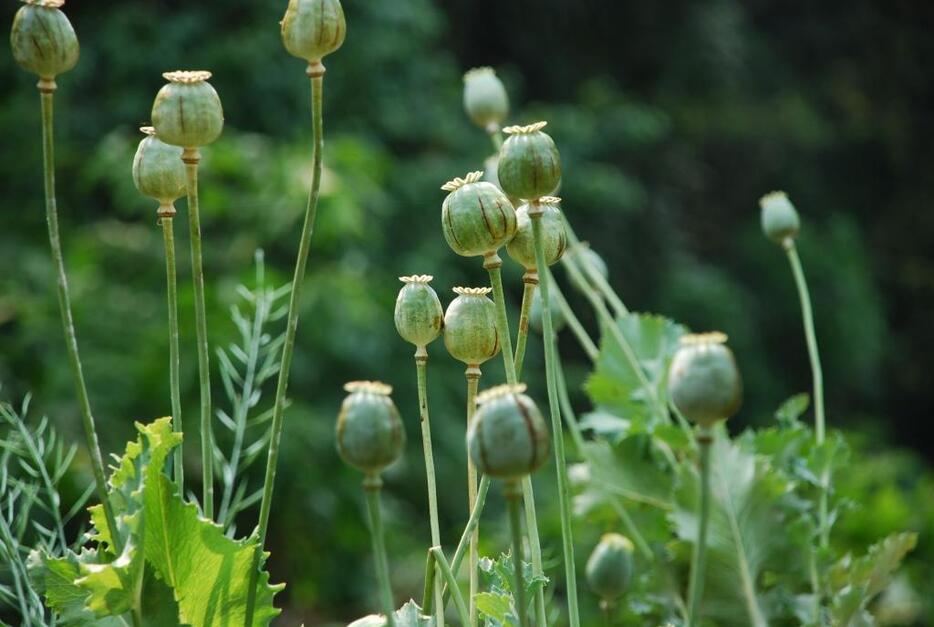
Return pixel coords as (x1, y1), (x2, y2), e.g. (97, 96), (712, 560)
(346, 599), (433, 627)
(583, 436), (674, 510)
(31, 549), (124, 626)
(774, 393), (810, 426)
(475, 592), (515, 625)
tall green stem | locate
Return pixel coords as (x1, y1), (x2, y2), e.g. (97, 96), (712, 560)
(686, 431), (712, 627)
(513, 274), (537, 377)
(521, 477), (547, 627)
(416, 349), (444, 627)
(505, 482), (530, 627)
(466, 366), (481, 627)
(182, 149), (212, 518)
(160, 210), (183, 488)
(531, 208), (580, 627)
(430, 547), (471, 627)
(39, 89), (118, 548)
(245, 68), (326, 626)
(562, 224), (628, 318)
(441, 473), (491, 609)
(546, 268), (598, 361)
(365, 477), (396, 627)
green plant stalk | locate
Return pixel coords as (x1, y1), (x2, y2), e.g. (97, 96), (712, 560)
(531, 211), (581, 627)
(245, 72), (326, 626)
(513, 276), (537, 378)
(39, 90), (118, 549)
(465, 367), (481, 627)
(365, 478), (397, 627)
(521, 477), (548, 627)
(546, 267), (598, 361)
(686, 430), (712, 627)
(440, 473), (491, 608)
(562, 223), (628, 318)
(0, 494), (34, 625)
(415, 349), (445, 627)
(506, 482), (530, 627)
(488, 125), (504, 151)
(160, 211), (184, 489)
(430, 547), (471, 627)
(785, 241), (829, 548)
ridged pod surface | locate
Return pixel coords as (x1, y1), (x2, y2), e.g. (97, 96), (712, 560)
(441, 171), (516, 257)
(151, 71), (224, 148)
(394, 275), (443, 348)
(463, 67), (509, 129)
(585, 533), (634, 601)
(759, 190), (801, 245)
(498, 121), (561, 200)
(443, 287), (499, 366)
(467, 384), (550, 480)
(132, 127), (185, 205)
(668, 332), (742, 427)
(507, 197), (567, 271)
(281, 0), (346, 64)
(336, 381), (405, 474)
(10, 1), (79, 80)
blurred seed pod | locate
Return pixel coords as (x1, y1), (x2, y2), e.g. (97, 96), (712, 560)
(336, 381), (405, 474)
(759, 190), (801, 245)
(11, 0), (79, 81)
(394, 275), (443, 348)
(498, 121), (561, 201)
(585, 533), (634, 601)
(441, 171), (516, 258)
(529, 287), (565, 334)
(151, 71), (224, 148)
(506, 197), (568, 272)
(668, 332), (742, 427)
(467, 384), (550, 480)
(281, 0), (346, 64)
(132, 127), (186, 206)
(463, 67), (509, 131)
(568, 243), (608, 293)
(443, 287), (500, 366)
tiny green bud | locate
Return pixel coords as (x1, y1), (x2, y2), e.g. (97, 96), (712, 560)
(569, 243), (608, 293)
(394, 275), (443, 348)
(586, 533), (634, 601)
(281, 0), (346, 66)
(530, 287), (565, 334)
(498, 121), (561, 201)
(506, 197), (568, 272)
(668, 332), (742, 427)
(441, 171), (517, 258)
(11, 0), (79, 83)
(336, 381), (405, 474)
(467, 384), (550, 480)
(443, 287), (500, 366)
(132, 127), (186, 207)
(759, 190), (800, 245)
(463, 67), (509, 131)
(151, 71), (224, 149)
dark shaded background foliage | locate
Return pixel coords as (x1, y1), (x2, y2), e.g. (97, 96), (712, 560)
(1, 0), (932, 623)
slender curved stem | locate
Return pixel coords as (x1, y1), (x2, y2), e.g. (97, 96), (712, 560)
(365, 480), (396, 627)
(506, 484), (530, 627)
(245, 69), (326, 626)
(546, 268), (598, 361)
(415, 350), (445, 627)
(686, 431), (712, 627)
(430, 547), (471, 627)
(160, 211), (184, 488)
(39, 90), (118, 548)
(465, 367), (481, 627)
(562, 224), (628, 318)
(441, 473), (491, 610)
(521, 477), (547, 627)
(513, 275), (537, 378)
(488, 125), (504, 152)
(554, 352), (586, 456)
(531, 209), (580, 627)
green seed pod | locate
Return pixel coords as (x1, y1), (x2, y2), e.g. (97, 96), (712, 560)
(668, 332), (742, 427)
(443, 287), (500, 366)
(498, 121), (561, 201)
(281, 0), (346, 64)
(569, 243), (609, 293)
(441, 171), (517, 258)
(10, 1), (79, 81)
(506, 197), (568, 272)
(132, 127), (186, 206)
(529, 287), (565, 334)
(463, 67), (509, 131)
(151, 71), (224, 148)
(394, 275), (443, 348)
(336, 381), (405, 474)
(467, 384), (550, 480)
(586, 533), (635, 601)
(759, 190), (801, 245)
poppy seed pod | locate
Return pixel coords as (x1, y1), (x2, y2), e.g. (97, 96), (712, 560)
(443, 287), (500, 366)
(506, 197), (568, 271)
(569, 243), (609, 293)
(151, 71), (224, 148)
(759, 190), (801, 245)
(498, 121), (561, 201)
(336, 381), (405, 474)
(11, 0), (79, 81)
(394, 275), (443, 348)
(668, 332), (742, 427)
(132, 127), (186, 206)
(463, 67), (509, 131)
(467, 384), (550, 480)
(586, 533), (635, 601)
(441, 171), (517, 258)
(281, 0), (346, 64)
(530, 288), (565, 334)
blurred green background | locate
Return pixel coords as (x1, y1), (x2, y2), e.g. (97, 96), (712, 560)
(1, 0), (932, 623)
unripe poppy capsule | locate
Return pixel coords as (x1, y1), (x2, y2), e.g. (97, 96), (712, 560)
(569, 243), (608, 293)
(759, 190), (800, 245)
(586, 533), (635, 601)
(336, 381), (405, 474)
(133, 127), (186, 206)
(467, 384), (550, 480)
(668, 332), (742, 427)
(441, 171), (517, 258)
(463, 67), (509, 131)
(506, 197), (568, 272)
(281, 0), (346, 65)
(530, 288), (565, 334)
(443, 287), (500, 366)
(394, 275), (443, 348)
(151, 71), (224, 149)
(10, 0), (79, 82)
(498, 121), (561, 201)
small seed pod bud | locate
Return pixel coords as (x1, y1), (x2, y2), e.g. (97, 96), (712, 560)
(506, 197), (568, 271)
(441, 171), (517, 258)
(498, 121), (561, 201)
(132, 127), (186, 206)
(668, 332), (742, 427)
(463, 67), (509, 131)
(443, 287), (499, 366)
(759, 190), (800, 245)
(11, 1), (79, 82)
(394, 275), (443, 348)
(586, 533), (634, 601)
(281, 0), (346, 65)
(151, 71), (224, 148)
(467, 384), (550, 480)
(530, 288), (565, 334)
(336, 381), (405, 474)
(569, 243), (608, 293)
